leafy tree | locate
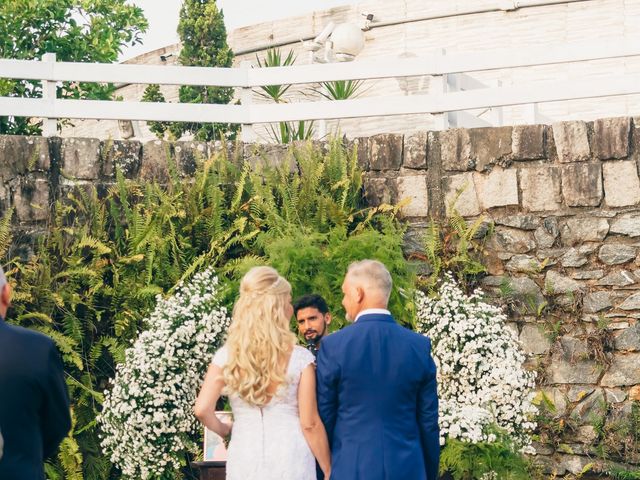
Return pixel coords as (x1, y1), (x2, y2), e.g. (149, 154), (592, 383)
(172, 0), (237, 141)
(0, 0), (147, 135)
(141, 84), (169, 139)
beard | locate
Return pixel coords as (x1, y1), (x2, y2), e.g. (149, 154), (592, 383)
(304, 323), (327, 344)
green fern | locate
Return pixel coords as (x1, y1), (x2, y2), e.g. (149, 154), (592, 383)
(0, 207), (13, 259)
(440, 434), (531, 480)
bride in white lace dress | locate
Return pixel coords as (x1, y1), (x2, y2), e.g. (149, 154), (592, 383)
(195, 266), (331, 480)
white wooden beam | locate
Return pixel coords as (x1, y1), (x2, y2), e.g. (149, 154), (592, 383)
(0, 39), (639, 87)
(0, 97), (247, 124)
(1, 73), (639, 124)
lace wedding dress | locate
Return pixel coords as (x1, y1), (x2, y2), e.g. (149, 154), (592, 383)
(212, 345), (317, 480)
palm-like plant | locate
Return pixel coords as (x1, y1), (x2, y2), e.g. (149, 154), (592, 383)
(320, 79), (366, 100)
(255, 48), (315, 143)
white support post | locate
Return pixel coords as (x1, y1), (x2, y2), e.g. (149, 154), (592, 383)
(41, 53), (57, 137)
(239, 61), (257, 142)
(490, 79), (504, 126)
(431, 49), (449, 130)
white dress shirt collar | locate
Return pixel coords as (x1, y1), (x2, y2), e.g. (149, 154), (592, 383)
(354, 308), (391, 322)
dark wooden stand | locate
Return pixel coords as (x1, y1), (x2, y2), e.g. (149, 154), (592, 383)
(191, 461), (226, 480)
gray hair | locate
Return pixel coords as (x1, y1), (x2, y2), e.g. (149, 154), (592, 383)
(346, 259), (393, 302)
(0, 265), (6, 291)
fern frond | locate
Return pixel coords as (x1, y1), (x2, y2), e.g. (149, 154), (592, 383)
(0, 207), (13, 259)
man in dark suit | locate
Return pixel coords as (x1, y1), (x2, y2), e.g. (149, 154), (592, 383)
(0, 266), (72, 479)
(316, 259), (439, 480)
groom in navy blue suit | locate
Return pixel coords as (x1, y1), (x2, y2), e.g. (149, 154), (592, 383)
(316, 260), (439, 480)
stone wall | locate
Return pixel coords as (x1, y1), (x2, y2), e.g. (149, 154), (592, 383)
(3, 116), (640, 475)
(361, 116), (640, 475)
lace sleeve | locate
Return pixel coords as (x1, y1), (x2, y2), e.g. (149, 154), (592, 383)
(294, 346), (315, 375)
(212, 345), (228, 368)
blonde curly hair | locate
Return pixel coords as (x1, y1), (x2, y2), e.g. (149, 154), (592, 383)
(223, 266), (297, 406)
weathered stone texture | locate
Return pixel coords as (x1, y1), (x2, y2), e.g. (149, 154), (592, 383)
(505, 254), (543, 273)
(610, 213), (640, 237)
(602, 160), (640, 207)
(534, 217), (559, 248)
(245, 143), (292, 170)
(396, 175), (428, 217)
(363, 177), (396, 206)
(369, 134), (403, 171)
(440, 126), (512, 172)
(593, 117), (631, 160)
(605, 388), (628, 403)
(354, 137), (369, 170)
(560, 247), (588, 268)
(620, 292), (640, 311)
(600, 354), (640, 387)
(561, 162), (603, 207)
(550, 337), (600, 384)
(495, 214), (539, 230)
(101, 140), (142, 178)
(474, 167), (518, 210)
(598, 244), (637, 265)
(520, 324), (551, 354)
(512, 124), (545, 160)
(552, 121), (591, 163)
(140, 140), (172, 182)
(545, 270), (583, 294)
(174, 141), (208, 176)
(505, 276), (546, 313)
(582, 291), (613, 313)
(520, 166), (562, 212)
(443, 172), (480, 217)
(560, 217), (609, 246)
(490, 227), (536, 254)
(440, 128), (471, 172)
(614, 323), (640, 351)
(468, 126), (512, 171)
(61, 138), (101, 179)
(12, 178), (49, 222)
(572, 269), (604, 280)
(403, 131), (427, 169)
(0, 135), (50, 177)
(597, 270), (637, 287)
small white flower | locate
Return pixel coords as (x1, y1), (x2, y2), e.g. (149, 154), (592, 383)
(416, 273), (537, 451)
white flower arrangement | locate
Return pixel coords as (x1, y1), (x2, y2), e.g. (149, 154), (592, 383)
(98, 268), (230, 478)
(415, 275), (537, 451)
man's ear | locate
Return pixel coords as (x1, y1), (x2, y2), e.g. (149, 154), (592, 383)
(356, 286), (365, 304)
(325, 313), (332, 325)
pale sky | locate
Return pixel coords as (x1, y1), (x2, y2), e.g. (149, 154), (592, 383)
(121, 0), (355, 61)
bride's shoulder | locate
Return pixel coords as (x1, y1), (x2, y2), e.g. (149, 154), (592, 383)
(292, 345), (315, 368)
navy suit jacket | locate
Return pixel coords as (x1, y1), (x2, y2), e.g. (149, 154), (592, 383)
(0, 319), (71, 480)
(316, 313), (439, 480)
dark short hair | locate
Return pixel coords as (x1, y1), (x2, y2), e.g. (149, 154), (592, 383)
(293, 294), (329, 317)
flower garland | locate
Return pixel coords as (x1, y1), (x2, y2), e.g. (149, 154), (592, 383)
(99, 268), (230, 478)
(415, 275), (537, 451)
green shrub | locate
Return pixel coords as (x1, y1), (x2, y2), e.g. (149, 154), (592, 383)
(3, 138), (410, 479)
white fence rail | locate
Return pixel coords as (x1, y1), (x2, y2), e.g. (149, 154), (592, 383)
(1, 39), (640, 138)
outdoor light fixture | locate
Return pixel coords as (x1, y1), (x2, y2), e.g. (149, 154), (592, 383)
(330, 23), (365, 61)
(303, 21), (365, 63)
